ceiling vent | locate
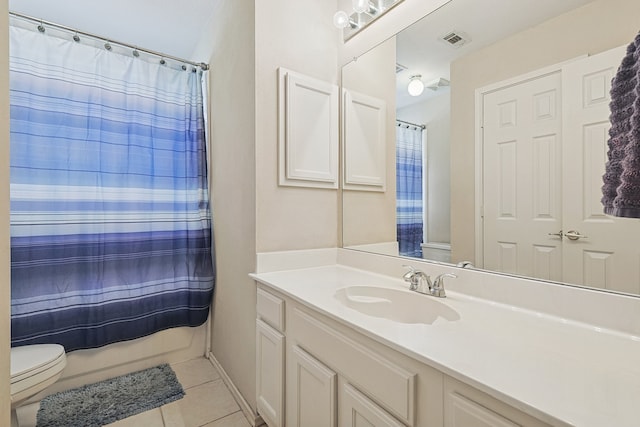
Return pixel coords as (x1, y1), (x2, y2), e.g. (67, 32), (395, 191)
(395, 63), (408, 74)
(440, 30), (471, 48)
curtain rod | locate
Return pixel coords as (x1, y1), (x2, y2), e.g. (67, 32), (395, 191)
(396, 119), (425, 129)
(9, 11), (210, 71)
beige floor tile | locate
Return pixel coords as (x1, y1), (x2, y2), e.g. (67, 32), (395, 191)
(104, 408), (164, 427)
(161, 400), (185, 427)
(202, 411), (251, 427)
(178, 379), (240, 427)
(172, 357), (221, 389)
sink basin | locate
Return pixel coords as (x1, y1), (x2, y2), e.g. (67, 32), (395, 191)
(334, 285), (460, 324)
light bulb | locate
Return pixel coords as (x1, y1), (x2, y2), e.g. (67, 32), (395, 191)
(333, 10), (349, 29)
(408, 76), (424, 97)
(352, 0), (369, 14)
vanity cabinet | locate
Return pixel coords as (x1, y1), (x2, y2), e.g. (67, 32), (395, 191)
(255, 284), (552, 427)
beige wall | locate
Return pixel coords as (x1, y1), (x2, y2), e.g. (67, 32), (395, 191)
(254, 0), (340, 253)
(205, 0), (340, 416)
(206, 0), (258, 413)
(1, 0), (9, 423)
(450, 0), (640, 264)
(398, 92), (451, 245)
(342, 37), (397, 247)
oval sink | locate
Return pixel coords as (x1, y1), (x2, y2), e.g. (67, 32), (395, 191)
(334, 285), (460, 324)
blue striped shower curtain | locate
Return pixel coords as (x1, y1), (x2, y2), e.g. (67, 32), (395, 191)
(9, 26), (215, 351)
(396, 124), (423, 258)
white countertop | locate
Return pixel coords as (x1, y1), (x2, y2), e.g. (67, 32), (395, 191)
(252, 264), (640, 427)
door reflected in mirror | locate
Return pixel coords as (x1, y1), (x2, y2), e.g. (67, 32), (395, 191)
(341, 0), (640, 295)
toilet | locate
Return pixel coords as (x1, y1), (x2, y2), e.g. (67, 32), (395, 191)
(10, 344), (66, 425)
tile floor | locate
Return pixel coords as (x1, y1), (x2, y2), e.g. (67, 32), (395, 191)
(16, 357), (252, 427)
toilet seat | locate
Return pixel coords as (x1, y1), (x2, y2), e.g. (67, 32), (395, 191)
(10, 344), (66, 406)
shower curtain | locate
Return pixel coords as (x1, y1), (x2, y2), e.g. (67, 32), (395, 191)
(9, 26), (215, 351)
(396, 124), (424, 258)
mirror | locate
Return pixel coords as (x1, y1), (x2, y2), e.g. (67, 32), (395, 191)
(342, 0), (640, 295)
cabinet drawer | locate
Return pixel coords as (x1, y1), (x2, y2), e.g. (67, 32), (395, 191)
(257, 287), (285, 332)
(291, 307), (416, 425)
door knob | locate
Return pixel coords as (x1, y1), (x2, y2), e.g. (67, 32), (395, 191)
(548, 230), (563, 238)
(564, 230), (588, 241)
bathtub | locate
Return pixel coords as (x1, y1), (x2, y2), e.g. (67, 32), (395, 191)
(25, 320), (209, 403)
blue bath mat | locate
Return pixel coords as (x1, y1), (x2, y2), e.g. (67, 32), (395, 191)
(36, 363), (185, 427)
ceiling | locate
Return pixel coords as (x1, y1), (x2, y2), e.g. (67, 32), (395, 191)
(8, 0), (597, 100)
(8, 0), (217, 61)
(395, 0), (596, 109)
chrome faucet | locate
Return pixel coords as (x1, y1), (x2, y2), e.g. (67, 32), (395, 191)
(456, 261), (474, 269)
(402, 266), (456, 298)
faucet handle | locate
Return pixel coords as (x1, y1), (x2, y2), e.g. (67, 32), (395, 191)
(432, 273), (457, 297)
(433, 273), (457, 287)
(402, 265), (427, 291)
(402, 265), (416, 281)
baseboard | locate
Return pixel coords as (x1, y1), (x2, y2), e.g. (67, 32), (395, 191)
(206, 352), (266, 427)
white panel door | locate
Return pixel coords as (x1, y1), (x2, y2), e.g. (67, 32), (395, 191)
(287, 345), (337, 427)
(561, 45), (640, 293)
(482, 72), (563, 281)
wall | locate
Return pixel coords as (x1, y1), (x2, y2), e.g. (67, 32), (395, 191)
(397, 93), (451, 245)
(203, 0), (340, 418)
(205, 0), (258, 414)
(254, 0), (340, 253)
(342, 37), (397, 248)
(449, 0), (640, 264)
(0, 0), (9, 423)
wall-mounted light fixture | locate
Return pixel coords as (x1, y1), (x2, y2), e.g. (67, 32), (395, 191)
(334, 0), (405, 41)
(407, 75), (424, 97)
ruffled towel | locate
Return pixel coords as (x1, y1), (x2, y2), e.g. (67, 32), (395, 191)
(602, 31), (640, 217)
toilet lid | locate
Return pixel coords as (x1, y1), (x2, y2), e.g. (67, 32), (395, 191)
(11, 344), (66, 384)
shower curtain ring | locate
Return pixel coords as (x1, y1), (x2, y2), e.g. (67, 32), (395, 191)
(73, 32), (80, 42)
(37, 20), (45, 33)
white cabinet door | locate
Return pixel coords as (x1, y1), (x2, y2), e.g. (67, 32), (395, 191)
(339, 382), (404, 427)
(256, 319), (285, 427)
(277, 68), (339, 189)
(287, 345), (337, 427)
(343, 89), (387, 191)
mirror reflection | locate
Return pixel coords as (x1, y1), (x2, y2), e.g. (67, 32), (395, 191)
(342, 0), (640, 295)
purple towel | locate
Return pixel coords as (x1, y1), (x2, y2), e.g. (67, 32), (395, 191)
(602, 31), (640, 218)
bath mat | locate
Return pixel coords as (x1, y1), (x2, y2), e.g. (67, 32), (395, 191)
(36, 363), (184, 427)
